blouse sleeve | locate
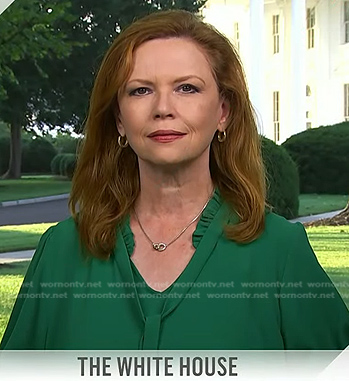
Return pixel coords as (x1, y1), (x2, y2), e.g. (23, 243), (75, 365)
(279, 222), (349, 349)
(0, 227), (54, 350)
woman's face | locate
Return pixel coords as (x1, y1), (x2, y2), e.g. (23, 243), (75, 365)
(117, 37), (228, 168)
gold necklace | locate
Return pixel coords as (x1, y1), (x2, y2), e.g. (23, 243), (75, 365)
(133, 190), (214, 252)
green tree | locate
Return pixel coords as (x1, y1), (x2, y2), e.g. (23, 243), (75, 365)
(0, 0), (206, 179)
(0, 0), (79, 179)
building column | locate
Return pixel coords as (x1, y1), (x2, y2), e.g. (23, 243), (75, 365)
(290, 0), (306, 135)
(249, 0), (265, 132)
(0, 0), (15, 15)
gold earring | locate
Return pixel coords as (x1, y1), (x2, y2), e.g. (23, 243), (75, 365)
(217, 130), (226, 143)
(118, 135), (128, 148)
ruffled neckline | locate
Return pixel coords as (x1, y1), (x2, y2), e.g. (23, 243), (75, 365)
(120, 188), (224, 256)
(192, 187), (223, 249)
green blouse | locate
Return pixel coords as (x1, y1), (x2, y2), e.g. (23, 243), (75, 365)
(1, 189), (349, 350)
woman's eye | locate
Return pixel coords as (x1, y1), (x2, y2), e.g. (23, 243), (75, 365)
(178, 84), (199, 93)
(129, 87), (150, 96)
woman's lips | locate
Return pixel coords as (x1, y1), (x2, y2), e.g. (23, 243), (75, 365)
(149, 134), (186, 142)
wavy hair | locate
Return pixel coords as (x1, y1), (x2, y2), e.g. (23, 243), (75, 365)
(69, 9), (266, 259)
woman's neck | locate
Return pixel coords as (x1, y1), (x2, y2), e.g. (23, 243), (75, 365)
(134, 160), (215, 222)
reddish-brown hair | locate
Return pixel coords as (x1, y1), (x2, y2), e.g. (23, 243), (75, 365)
(69, 9), (266, 259)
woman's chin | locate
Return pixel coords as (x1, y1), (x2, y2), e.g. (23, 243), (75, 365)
(142, 155), (194, 169)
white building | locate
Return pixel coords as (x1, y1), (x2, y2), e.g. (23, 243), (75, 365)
(202, 0), (349, 143)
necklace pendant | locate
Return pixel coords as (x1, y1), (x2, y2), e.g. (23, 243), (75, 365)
(153, 242), (167, 252)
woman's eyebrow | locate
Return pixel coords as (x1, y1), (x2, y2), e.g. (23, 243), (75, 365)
(174, 75), (206, 85)
(127, 75), (206, 86)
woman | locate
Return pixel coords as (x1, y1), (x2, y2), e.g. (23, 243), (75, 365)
(1, 10), (349, 350)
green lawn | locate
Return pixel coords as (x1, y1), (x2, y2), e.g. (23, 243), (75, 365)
(298, 194), (348, 216)
(0, 226), (348, 344)
(306, 226), (349, 307)
(0, 176), (71, 202)
(0, 223), (56, 253)
(0, 261), (30, 341)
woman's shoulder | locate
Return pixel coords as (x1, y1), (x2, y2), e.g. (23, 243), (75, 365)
(248, 211), (309, 263)
(35, 216), (81, 262)
(18, 217), (84, 288)
(263, 211), (305, 242)
(44, 216), (79, 243)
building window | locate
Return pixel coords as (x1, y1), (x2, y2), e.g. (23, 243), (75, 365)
(345, 84), (349, 121)
(272, 15), (280, 54)
(345, 1), (349, 43)
(307, 7), (315, 49)
(306, 111), (312, 129)
(306, 85), (311, 96)
(273, 91), (280, 142)
(234, 22), (240, 52)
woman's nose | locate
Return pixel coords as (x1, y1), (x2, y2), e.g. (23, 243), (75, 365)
(153, 91), (175, 119)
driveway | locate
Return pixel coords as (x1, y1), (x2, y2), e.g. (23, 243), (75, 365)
(0, 199), (70, 226)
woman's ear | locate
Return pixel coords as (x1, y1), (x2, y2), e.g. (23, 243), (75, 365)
(218, 98), (230, 132)
(117, 122), (125, 136)
(115, 112), (125, 136)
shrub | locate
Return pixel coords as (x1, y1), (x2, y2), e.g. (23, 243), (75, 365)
(52, 153), (77, 178)
(22, 137), (57, 174)
(51, 133), (81, 154)
(51, 154), (67, 175)
(0, 122), (10, 138)
(261, 136), (300, 219)
(282, 122), (349, 194)
(62, 154), (77, 180)
(59, 154), (72, 176)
